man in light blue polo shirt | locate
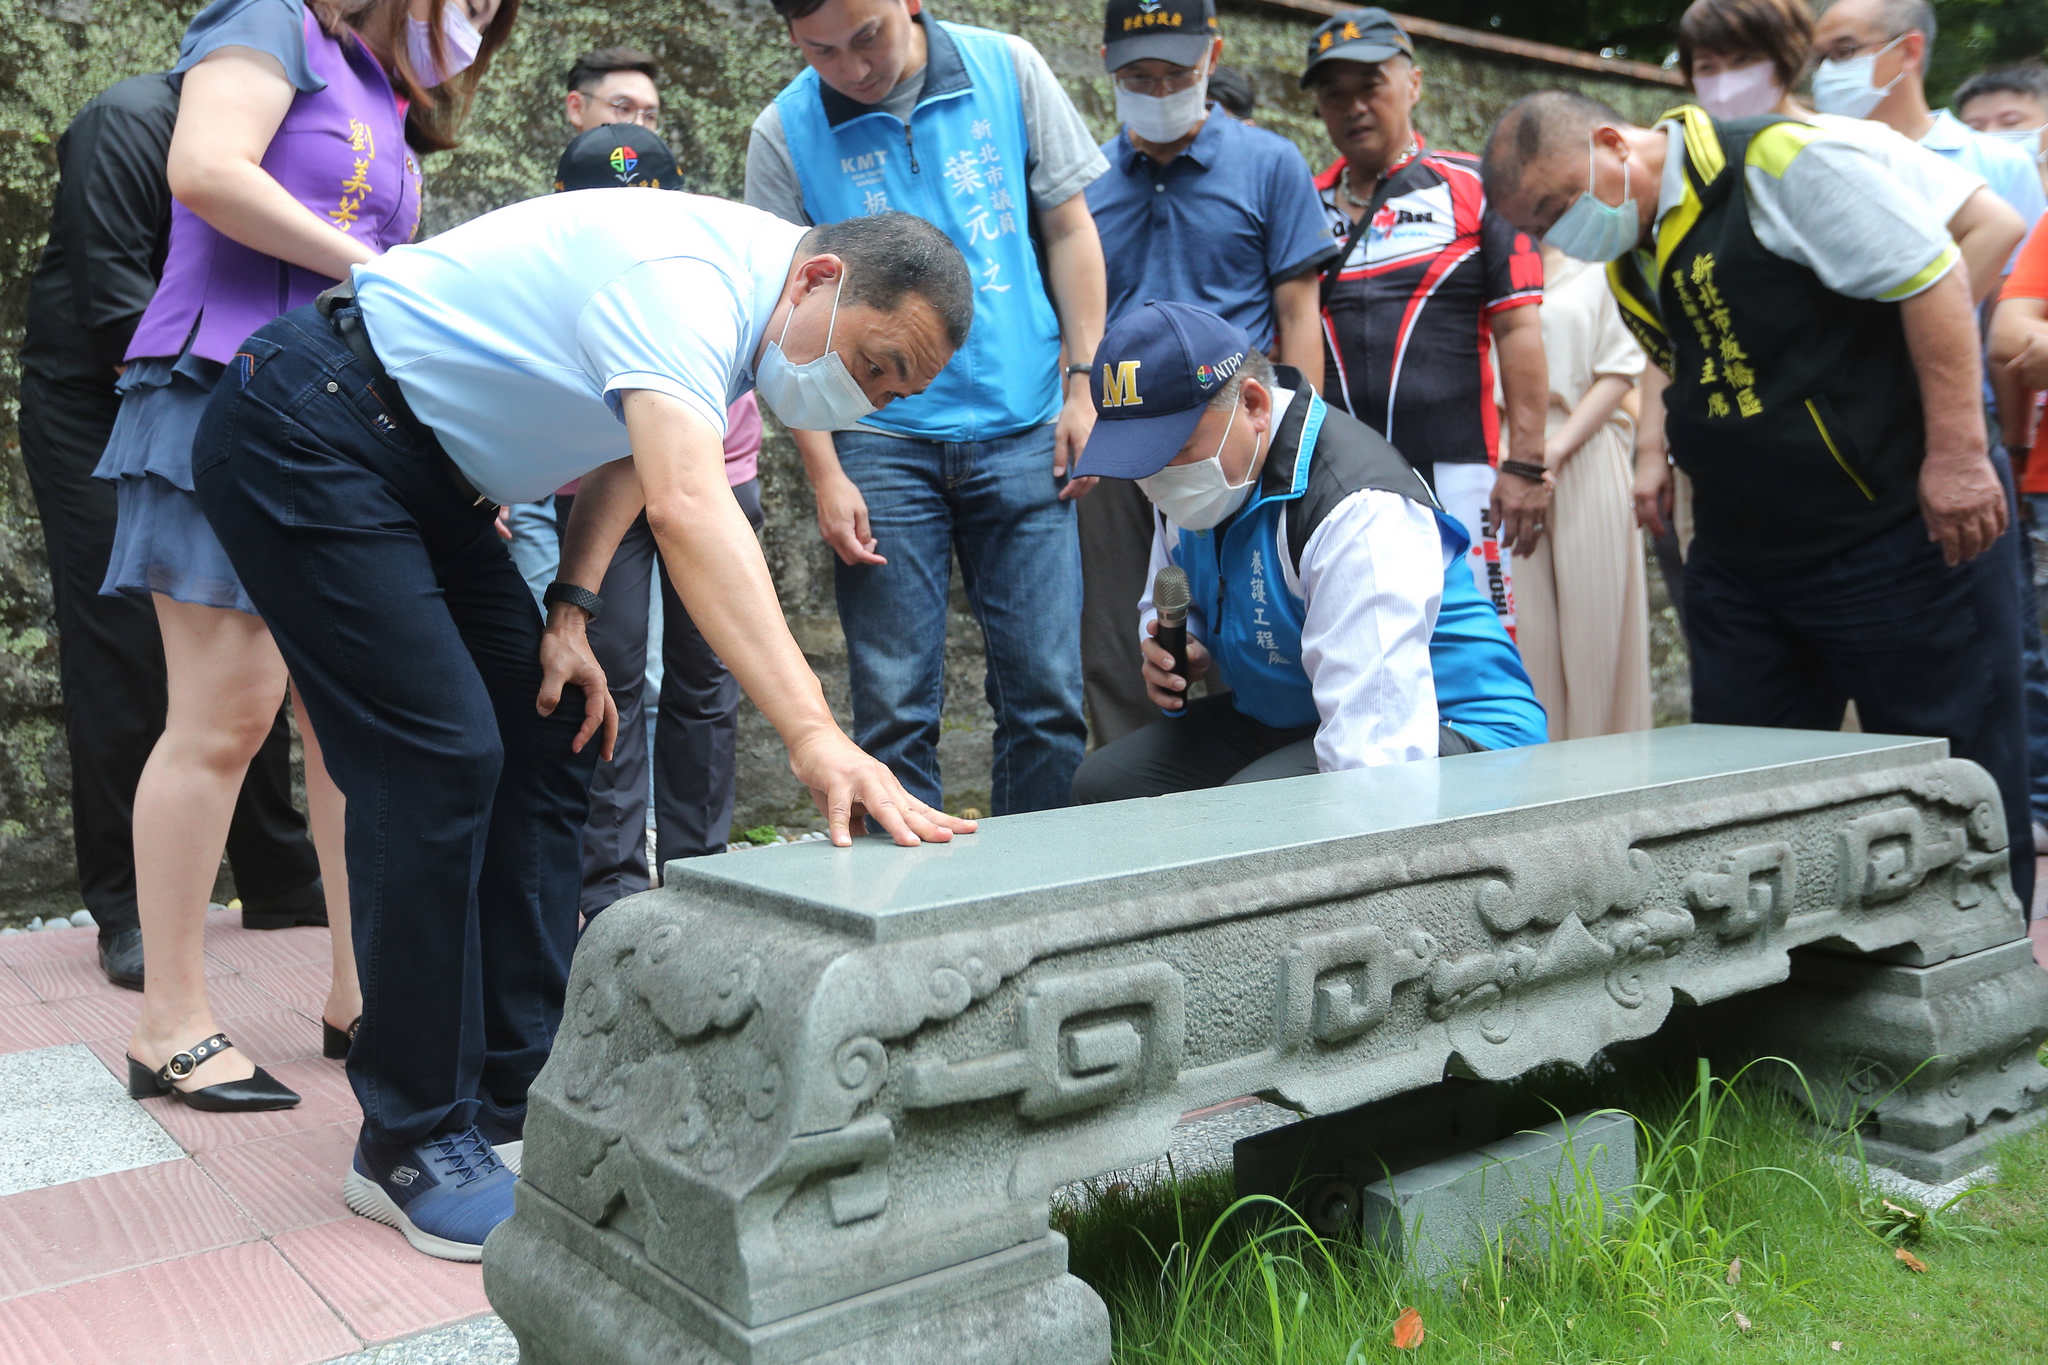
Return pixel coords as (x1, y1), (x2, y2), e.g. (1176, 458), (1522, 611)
(189, 192), (977, 1263)
(1079, 0), (1337, 745)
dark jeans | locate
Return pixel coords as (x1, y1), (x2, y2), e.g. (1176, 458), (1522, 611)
(1071, 693), (1483, 802)
(18, 372), (318, 936)
(1078, 476), (1157, 749)
(832, 423), (1086, 815)
(190, 305), (598, 1148)
(1684, 491), (2035, 914)
(559, 480), (763, 918)
(2013, 484), (2048, 826)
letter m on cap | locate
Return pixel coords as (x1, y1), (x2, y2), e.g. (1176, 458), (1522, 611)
(1101, 360), (1143, 408)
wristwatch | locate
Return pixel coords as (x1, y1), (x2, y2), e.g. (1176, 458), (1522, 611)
(543, 580), (604, 622)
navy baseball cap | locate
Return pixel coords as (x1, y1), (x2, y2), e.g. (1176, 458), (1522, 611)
(1103, 0), (1218, 73)
(1075, 301), (1254, 480)
(554, 124), (682, 192)
(1301, 8), (1414, 87)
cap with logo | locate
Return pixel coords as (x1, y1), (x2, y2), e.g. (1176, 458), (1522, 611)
(1300, 7), (1414, 87)
(554, 123), (683, 193)
(1102, 0), (1219, 73)
(1075, 300), (1255, 481)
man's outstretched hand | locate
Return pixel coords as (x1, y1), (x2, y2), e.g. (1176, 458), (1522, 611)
(787, 729), (978, 847)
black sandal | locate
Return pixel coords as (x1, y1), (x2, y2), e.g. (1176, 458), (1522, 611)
(322, 1015), (361, 1060)
(125, 1032), (301, 1112)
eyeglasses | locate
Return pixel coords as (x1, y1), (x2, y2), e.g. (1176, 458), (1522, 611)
(1811, 31), (1904, 66)
(602, 95), (661, 128)
(1115, 64), (1206, 96)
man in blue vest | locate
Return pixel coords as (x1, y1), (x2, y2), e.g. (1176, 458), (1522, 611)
(747, 0), (1108, 816)
(1077, 0), (1338, 750)
(1069, 302), (1546, 800)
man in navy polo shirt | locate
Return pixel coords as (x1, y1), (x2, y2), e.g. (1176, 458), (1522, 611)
(1069, 302), (1545, 801)
(1078, 0), (1338, 747)
(746, 0), (1108, 817)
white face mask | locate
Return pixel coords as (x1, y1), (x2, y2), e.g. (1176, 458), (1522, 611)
(1138, 399), (1258, 531)
(1116, 67), (1210, 144)
(755, 271), (878, 432)
(1986, 122), (2048, 154)
(1810, 35), (1907, 119)
(1694, 61), (1783, 120)
(405, 4), (483, 88)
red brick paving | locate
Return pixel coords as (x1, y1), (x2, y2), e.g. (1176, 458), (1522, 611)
(0, 916), (481, 1359)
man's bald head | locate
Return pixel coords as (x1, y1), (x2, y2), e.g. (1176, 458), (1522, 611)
(1482, 90), (1629, 231)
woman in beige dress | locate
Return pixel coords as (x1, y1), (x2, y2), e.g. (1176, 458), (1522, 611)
(1508, 244), (1652, 738)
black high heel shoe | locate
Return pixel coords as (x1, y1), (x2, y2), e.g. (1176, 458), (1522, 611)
(125, 1033), (300, 1112)
(322, 1016), (360, 1060)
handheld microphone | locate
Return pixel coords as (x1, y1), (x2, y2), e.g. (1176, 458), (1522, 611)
(1153, 565), (1191, 712)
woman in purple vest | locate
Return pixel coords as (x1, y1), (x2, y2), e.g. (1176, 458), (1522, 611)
(102, 0), (516, 1113)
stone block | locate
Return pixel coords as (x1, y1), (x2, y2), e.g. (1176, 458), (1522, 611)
(1357, 1110), (1636, 1282)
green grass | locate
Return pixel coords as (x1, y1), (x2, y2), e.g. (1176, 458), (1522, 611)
(1053, 1056), (2048, 1363)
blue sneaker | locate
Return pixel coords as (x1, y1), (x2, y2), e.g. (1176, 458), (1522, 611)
(343, 1127), (514, 1261)
(475, 1112), (523, 1175)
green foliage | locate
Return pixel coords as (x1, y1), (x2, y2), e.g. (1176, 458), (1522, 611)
(1056, 1055), (2048, 1362)
(1403, 0), (2048, 105)
(741, 824), (782, 846)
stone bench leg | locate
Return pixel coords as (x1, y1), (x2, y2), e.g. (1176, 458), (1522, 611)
(1726, 938), (2048, 1181)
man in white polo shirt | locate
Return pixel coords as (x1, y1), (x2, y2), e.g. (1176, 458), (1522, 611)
(190, 193), (977, 1263)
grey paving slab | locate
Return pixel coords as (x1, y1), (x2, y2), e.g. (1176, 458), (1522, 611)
(663, 727), (1946, 940)
(0, 1044), (183, 1196)
(325, 1314), (517, 1364)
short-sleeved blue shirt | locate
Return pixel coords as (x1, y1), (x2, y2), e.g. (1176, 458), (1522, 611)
(1085, 110), (1337, 350)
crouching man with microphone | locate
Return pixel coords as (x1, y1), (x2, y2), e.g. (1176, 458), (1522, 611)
(1070, 301), (1546, 801)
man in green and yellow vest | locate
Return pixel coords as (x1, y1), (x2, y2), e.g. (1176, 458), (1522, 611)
(1481, 91), (2034, 913)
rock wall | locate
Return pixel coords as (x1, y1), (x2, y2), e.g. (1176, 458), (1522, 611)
(0, 0), (1678, 908)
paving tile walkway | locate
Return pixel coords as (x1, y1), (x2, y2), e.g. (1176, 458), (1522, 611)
(3, 888), (2045, 1364)
(0, 909), (509, 1364)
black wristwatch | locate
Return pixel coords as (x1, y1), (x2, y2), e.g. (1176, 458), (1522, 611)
(1064, 363), (1091, 380)
(543, 580), (604, 622)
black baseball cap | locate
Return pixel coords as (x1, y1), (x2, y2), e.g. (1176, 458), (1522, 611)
(1103, 0), (1219, 74)
(1075, 301), (1255, 480)
(1300, 7), (1414, 87)
(1207, 64), (1255, 119)
(553, 123), (683, 192)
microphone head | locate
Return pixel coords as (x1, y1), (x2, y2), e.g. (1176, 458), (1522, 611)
(1154, 565), (1191, 621)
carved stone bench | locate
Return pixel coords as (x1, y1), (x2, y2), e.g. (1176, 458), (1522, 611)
(483, 726), (2048, 1364)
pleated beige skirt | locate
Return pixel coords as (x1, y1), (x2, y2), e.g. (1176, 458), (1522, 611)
(1513, 422), (1653, 739)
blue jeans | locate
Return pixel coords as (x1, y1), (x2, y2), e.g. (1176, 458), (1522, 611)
(191, 303), (598, 1148)
(833, 423), (1085, 815)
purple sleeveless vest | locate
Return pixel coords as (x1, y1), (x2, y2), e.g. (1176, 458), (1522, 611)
(126, 5), (422, 365)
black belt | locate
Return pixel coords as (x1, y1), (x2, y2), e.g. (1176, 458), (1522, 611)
(314, 281), (495, 509)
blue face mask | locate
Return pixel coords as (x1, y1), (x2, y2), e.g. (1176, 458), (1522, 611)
(1544, 132), (1639, 263)
(1810, 35), (1906, 119)
(755, 270), (877, 432)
